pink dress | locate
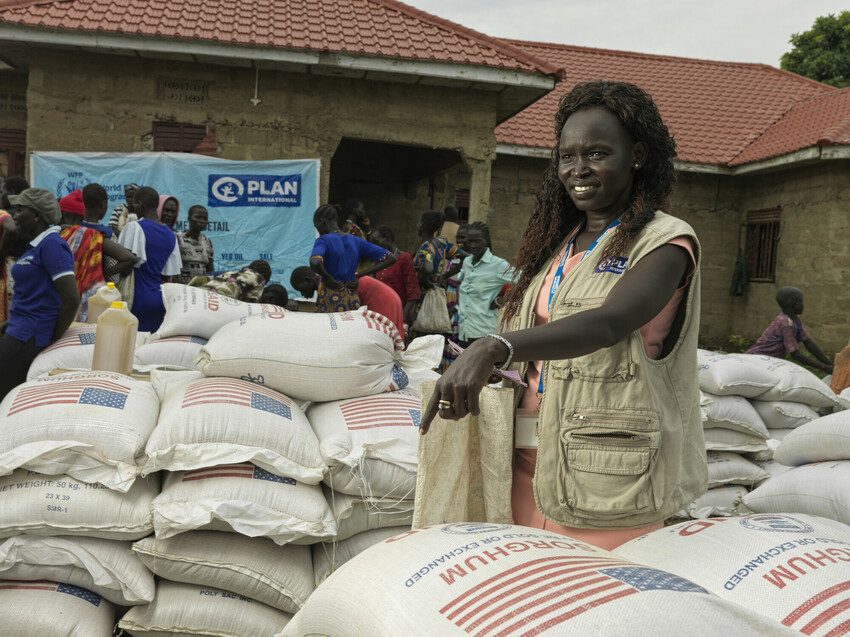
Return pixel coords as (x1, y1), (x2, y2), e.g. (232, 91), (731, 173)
(513, 229), (696, 550)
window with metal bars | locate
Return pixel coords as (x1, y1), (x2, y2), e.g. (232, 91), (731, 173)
(152, 121), (208, 153)
(745, 207), (781, 282)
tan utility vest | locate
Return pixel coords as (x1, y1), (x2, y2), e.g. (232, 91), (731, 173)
(507, 211), (706, 529)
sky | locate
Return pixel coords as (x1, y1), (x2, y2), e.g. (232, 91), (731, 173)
(406, 0), (847, 66)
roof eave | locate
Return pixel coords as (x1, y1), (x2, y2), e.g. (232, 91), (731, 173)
(495, 143), (850, 175)
(0, 23), (557, 94)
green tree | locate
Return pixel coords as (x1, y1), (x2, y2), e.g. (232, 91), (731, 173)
(781, 11), (850, 88)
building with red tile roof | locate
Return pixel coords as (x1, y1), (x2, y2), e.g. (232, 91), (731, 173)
(498, 40), (850, 171)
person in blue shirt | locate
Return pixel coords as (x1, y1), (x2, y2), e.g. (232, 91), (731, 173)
(118, 186), (182, 332)
(0, 188), (80, 400)
(456, 221), (517, 347)
(81, 183), (115, 239)
(309, 204), (395, 312)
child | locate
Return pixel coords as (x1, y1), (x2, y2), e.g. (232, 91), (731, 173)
(747, 286), (833, 373)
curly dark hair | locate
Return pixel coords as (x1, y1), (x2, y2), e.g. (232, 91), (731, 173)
(466, 221), (492, 248)
(502, 81), (677, 323)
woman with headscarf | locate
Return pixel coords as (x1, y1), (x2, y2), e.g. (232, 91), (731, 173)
(58, 189), (137, 321)
(157, 195), (180, 230)
(0, 188), (79, 400)
(422, 82), (704, 551)
(118, 186), (182, 332)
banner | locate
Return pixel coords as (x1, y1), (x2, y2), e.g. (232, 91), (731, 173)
(30, 152), (320, 293)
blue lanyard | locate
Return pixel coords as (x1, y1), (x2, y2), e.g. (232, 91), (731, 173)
(538, 218), (621, 394)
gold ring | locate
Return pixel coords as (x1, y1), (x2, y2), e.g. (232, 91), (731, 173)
(438, 400), (453, 410)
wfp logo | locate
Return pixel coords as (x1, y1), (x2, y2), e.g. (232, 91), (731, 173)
(208, 174), (301, 208)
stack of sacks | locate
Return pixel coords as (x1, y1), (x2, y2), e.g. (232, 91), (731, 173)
(0, 370), (160, 634)
(744, 410), (850, 525)
(26, 323), (150, 379)
(129, 369), (331, 633)
(195, 308), (442, 596)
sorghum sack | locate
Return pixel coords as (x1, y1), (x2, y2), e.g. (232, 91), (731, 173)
(152, 465), (336, 545)
(324, 490), (413, 542)
(758, 460), (794, 480)
(134, 335), (207, 369)
(744, 461), (850, 525)
(154, 283), (284, 339)
(307, 390), (421, 499)
(133, 531), (313, 613)
(706, 451), (769, 487)
(774, 411), (850, 466)
(700, 393), (769, 438)
(119, 580), (291, 636)
(197, 309), (442, 402)
(144, 371), (324, 484)
(282, 523), (793, 636)
(679, 485), (748, 519)
(0, 580), (114, 636)
(697, 350), (778, 397)
(741, 354), (842, 409)
(312, 526), (408, 586)
(0, 371), (159, 491)
(617, 513), (850, 635)
(0, 535), (153, 605)
(26, 324), (149, 380)
(703, 427), (770, 454)
(752, 400), (820, 430)
(0, 470), (157, 540)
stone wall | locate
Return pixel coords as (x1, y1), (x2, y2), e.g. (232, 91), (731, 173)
(0, 72), (27, 132)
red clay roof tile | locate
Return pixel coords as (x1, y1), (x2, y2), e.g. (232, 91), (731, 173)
(0, 0), (563, 77)
(499, 40), (843, 166)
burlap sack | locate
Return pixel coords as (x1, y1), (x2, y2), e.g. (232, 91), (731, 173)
(413, 383), (515, 527)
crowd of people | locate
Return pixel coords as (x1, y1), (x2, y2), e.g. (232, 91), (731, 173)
(0, 172), (518, 400)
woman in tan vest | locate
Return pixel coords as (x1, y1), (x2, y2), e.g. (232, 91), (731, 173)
(422, 81), (706, 550)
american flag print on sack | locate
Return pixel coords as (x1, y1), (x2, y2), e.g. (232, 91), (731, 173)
(42, 327), (96, 351)
(7, 378), (130, 416)
(340, 393), (421, 431)
(159, 336), (208, 345)
(781, 581), (850, 635)
(0, 580), (102, 606)
(181, 463), (296, 485)
(181, 378), (292, 419)
(438, 556), (706, 636)
(363, 310), (404, 351)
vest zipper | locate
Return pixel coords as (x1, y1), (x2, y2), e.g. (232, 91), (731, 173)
(570, 411), (653, 426)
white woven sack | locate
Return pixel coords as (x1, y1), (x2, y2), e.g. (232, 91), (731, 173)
(700, 393), (769, 438)
(133, 531), (313, 613)
(143, 371), (324, 484)
(307, 390), (421, 499)
(759, 460), (793, 480)
(707, 451), (769, 487)
(134, 335), (207, 368)
(0, 535), (153, 605)
(697, 349), (778, 397)
(282, 523), (794, 637)
(325, 490), (413, 542)
(313, 526), (408, 586)
(617, 513), (850, 635)
(0, 470), (157, 540)
(768, 429), (795, 450)
(679, 485), (748, 518)
(774, 411), (850, 466)
(752, 400), (820, 430)
(744, 461), (850, 525)
(152, 464), (336, 545)
(0, 580), (115, 636)
(197, 309), (443, 402)
(739, 354), (841, 409)
(0, 371), (159, 491)
(119, 580), (291, 636)
(155, 283), (285, 340)
(26, 324), (149, 380)
(704, 427), (770, 453)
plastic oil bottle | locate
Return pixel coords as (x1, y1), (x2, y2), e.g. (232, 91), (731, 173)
(91, 301), (138, 376)
(87, 282), (122, 324)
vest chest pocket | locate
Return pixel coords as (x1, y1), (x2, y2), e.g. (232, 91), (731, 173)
(557, 426), (662, 519)
(548, 298), (636, 383)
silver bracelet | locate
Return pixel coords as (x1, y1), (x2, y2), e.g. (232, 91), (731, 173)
(485, 333), (514, 369)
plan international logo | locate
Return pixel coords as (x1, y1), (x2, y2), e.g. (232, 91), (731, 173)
(208, 174), (301, 207)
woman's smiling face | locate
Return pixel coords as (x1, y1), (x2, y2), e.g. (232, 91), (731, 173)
(557, 106), (646, 217)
